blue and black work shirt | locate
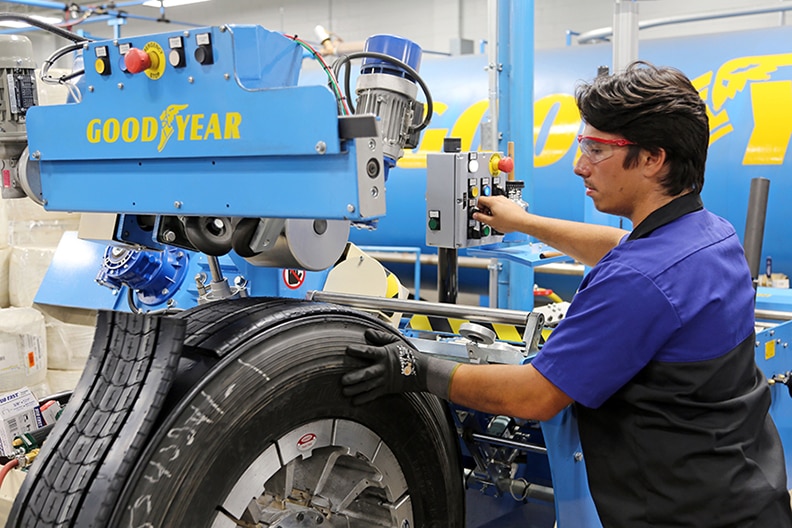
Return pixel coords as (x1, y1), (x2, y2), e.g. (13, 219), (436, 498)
(532, 192), (792, 527)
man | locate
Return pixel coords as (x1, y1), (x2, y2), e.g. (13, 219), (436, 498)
(341, 62), (792, 527)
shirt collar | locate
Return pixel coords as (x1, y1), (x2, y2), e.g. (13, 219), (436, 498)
(627, 192), (703, 241)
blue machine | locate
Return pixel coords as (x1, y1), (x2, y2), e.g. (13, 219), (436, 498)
(4, 2), (792, 527)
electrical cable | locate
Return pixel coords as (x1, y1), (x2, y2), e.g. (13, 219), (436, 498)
(332, 51), (434, 131)
(285, 34), (350, 115)
(0, 458), (19, 488)
(127, 288), (144, 315)
(0, 13), (89, 43)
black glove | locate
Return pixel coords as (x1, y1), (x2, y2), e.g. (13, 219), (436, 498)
(342, 328), (458, 405)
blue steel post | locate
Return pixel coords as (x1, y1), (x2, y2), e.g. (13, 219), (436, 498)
(497, 0), (537, 311)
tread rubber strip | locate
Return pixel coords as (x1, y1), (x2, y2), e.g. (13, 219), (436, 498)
(7, 310), (185, 528)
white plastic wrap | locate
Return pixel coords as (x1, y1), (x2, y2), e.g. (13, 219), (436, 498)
(0, 197), (8, 248)
(8, 218), (81, 248)
(8, 247), (56, 308)
(0, 247), (9, 309)
(4, 199), (77, 222)
(46, 369), (82, 394)
(0, 307), (48, 393)
(40, 305), (96, 371)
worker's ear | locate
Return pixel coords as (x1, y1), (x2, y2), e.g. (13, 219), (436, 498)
(642, 147), (668, 180)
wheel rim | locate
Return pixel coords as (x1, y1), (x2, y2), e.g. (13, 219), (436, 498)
(212, 418), (414, 528)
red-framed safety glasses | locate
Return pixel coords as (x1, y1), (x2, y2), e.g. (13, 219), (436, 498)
(577, 135), (637, 164)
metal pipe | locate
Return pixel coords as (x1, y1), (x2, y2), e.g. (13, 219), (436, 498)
(438, 248), (458, 304)
(486, 0), (499, 151)
(206, 255), (223, 283)
(577, 4), (792, 44)
(755, 309), (792, 322)
(0, 0), (67, 9)
(364, 250), (584, 276)
(743, 178), (770, 285)
(306, 290), (534, 326)
(470, 432), (548, 454)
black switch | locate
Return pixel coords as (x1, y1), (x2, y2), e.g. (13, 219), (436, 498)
(195, 32), (214, 65)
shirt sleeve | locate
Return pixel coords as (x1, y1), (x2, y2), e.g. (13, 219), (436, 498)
(531, 260), (681, 408)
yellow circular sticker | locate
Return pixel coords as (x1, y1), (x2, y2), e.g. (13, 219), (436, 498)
(142, 41), (166, 80)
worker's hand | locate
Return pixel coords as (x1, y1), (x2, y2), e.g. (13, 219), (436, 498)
(342, 329), (429, 405)
(473, 195), (527, 233)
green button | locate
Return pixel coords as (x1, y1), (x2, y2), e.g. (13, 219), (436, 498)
(482, 225), (490, 237)
(428, 218), (440, 230)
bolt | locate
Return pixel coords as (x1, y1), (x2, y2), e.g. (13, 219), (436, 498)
(161, 288), (169, 295)
(346, 204), (355, 213)
(370, 186), (379, 198)
(778, 339), (783, 345)
(220, 25), (227, 32)
(317, 515), (324, 524)
(174, 201), (182, 209)
(368, 139), (377, 151)
(771, 330), (776, 336)
(113, 40), (119, 46)
(162, 230), (176, 243)
(296, 512), (305, 521)
(315, 141), (327, 154)
(224, 73), (230, 80)
(88, 85), (95, 92)
(31, 151), (41, 160)
(183, 30), (190, 37)
(188, 76), (195, 84)
(756, 341), (761, 347)
(118, 83), (124, 90)
(574, 452), (583, 462)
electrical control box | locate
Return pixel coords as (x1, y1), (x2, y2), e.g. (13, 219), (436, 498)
(426, 150), (511, 248)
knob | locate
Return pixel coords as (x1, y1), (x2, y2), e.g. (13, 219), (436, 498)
(498, 156), (514, 173)
(125, 48), (152, 74)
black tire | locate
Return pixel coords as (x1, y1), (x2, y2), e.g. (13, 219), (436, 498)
(108, 297), (465, 527)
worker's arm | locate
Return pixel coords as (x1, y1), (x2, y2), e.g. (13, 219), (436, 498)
(448, 363), (572, 421)
(341, 329), (573, 421)
(474, 195), (627, 267)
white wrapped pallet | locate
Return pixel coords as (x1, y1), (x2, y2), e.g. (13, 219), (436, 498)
(0, 248), (9, 309)
(0, 197), (7, 247)
(46, 369), (83, 394)
(0, 307), (47, 392)
(8, 247), (56, 308)
(4, 199), (77, 222)
(8, 218), (81, 248)
(38, 305), (96, 371)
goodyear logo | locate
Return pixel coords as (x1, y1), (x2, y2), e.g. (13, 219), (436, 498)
(397, 52), (792, 169)
(86, 104), (242, 152)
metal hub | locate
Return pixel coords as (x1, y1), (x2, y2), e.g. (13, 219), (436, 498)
(213, 419), (414, 528)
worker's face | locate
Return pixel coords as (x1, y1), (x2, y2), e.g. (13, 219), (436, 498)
(574, 125), (642, 218)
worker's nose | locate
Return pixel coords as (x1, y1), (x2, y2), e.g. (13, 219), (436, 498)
(574, 155), (590, 177)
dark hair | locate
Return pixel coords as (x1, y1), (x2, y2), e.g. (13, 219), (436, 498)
(575, 61), (709, 195)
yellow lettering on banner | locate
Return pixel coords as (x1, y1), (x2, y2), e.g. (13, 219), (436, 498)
(224, 112), (242, 139)
(121, 117), (140, 142)
(534, 94), (580, 168)
(190, 114), (205, 141)
(86, 118), (101, 143)
(175, 114), (190, 141)
(142, 117), (157, 142)
(744, 81), (792, 165)
(103, 118), (120, 143)
(204, 114), (222, 140)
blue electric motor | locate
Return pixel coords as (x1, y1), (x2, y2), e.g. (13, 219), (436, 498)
(96, 246), (190, 306)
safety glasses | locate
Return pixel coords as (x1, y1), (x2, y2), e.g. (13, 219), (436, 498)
(577, 135), (637, 164)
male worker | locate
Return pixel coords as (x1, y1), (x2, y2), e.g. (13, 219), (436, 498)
(341, 61), (792, 527)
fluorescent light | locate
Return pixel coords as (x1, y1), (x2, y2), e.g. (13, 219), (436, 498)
(0, 15), (62, 29)
(142, 0), (210, 7)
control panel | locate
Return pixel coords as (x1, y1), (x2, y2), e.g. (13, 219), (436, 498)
(426, 150), (514, 248)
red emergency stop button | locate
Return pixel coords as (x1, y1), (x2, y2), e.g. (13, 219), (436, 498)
(125, 48), (152, 74)
(498, 156), (514, 174)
